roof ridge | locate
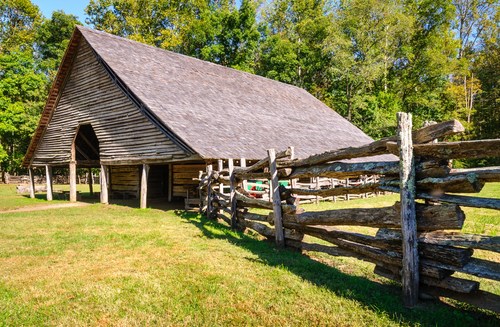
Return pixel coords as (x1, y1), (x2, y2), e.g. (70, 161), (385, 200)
(76, 25), (308, 94)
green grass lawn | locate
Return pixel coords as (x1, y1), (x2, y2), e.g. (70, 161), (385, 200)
(0, 183), (498, 326)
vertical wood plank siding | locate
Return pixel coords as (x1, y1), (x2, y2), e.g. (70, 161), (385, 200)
(31, 39), (187, 165)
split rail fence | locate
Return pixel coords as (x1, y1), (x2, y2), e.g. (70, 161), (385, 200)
(198, 113), (500, 312)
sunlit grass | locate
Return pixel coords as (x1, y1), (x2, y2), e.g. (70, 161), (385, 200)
(0, 183), (498, 325)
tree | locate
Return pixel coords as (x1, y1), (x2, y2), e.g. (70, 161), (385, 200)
(36, 10), (80, 80)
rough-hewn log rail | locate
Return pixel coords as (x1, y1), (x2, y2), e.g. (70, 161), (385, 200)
(381, 186), (500, 210)
(282, 202), (465, 231)
(235, 191), (297, 214)
(374, 266), (479, 294)
(242, 220), (304, 241)
(288, 161), (399, 179)
(449, 166), (500, 182)
(377, 229), (500, 253)
(386, 139), (500, 160)
(287, 225), (473, 267)
(426, 257), (500, 282)
(277, 120), (464, 168)
(233, 147), (292, 175)
(381, 174), (485, 193)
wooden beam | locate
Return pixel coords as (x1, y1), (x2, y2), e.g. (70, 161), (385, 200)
(168, 163), (173, 202)
(278, 120), (465, 168)
(449, 166), (500, 182)
(87, 168), (93, 196)
(234, 148), (291, 174)
(240, 158), (248, 191)
(386, 139), (500, 160)
(100, 165), (109, 204)
(69, 161), (77, 202)
(397, 112), (419, 308)
(288, 161), (399, 180)
(45, 165), (53, 201)
(268, 148), (284, 248)
(206, 164), (213, 217)
(229, 159), (237, 229)
(140, 164), (149, 209)
(28, 167), (35, 199)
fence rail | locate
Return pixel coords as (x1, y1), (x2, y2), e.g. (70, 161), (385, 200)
(199, 113), (500, 313)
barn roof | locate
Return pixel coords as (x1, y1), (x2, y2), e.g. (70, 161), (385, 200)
(25, 26), (390, 165)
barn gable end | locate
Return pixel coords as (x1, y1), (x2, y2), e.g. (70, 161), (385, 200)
(30, 38), (188, 166)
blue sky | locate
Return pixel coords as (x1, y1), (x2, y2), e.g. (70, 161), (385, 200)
(32, 0), (88, 23)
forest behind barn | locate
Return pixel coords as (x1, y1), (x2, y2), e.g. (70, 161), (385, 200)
(0, 0), (499, 177)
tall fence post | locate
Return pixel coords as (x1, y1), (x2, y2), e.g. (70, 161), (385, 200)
(397, 112), (419, 308)
(206, 164), (213, 217)
(229, 159), (237, 229)
(268, 148), (285, 248)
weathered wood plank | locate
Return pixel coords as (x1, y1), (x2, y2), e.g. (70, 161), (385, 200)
(268, 149), (285, 248)
(45, 165), (53, 201)
(69, 161), (77, 202)
(278, 120), (465, 168)
(374, 266), (479, 294)
(387, 139), (500, 160)
(100, 165), (109, 204)
(140, 164), (149, 209)
(381, 185), (500, 210)
(288, 161), (399, 180)
(449, 166), (500, 182)
(283, 202), (464, 231)
(233, 148), (292, 174)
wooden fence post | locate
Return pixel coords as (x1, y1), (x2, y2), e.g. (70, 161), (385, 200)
(69, 161), (77, 202)
(45, 165), (53, 201)
(397, 112), (419, 308)
(268, 149), (285, 248)
(140, 164), (150, 209)
(229, 159), (237, 229)
(206, 164), (213, 218)
(100, 165), (109, 204)
(28, 167), (35, 199)
(240, 158), (247, 191)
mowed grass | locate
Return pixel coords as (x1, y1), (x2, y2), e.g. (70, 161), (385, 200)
(0, 184), (499, 326)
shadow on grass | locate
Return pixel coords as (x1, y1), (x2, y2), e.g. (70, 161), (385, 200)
(175, 210), (499, 327)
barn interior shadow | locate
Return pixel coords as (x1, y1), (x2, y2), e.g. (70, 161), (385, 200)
(174, 210), (499, 327)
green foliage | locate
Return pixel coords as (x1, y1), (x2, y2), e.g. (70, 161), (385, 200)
(0, 0), (498, 173)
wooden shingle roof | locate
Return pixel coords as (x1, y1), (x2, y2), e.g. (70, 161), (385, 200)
(25, 26), (390, 165)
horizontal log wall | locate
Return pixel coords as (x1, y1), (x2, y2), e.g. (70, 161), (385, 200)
(109, 165), (139, 197)
(173, 163), (205, 197)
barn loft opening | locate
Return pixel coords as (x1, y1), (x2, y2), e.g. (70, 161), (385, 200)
(73, 124), (100, 166)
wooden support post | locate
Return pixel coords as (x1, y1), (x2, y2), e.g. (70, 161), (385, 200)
(268, 149), (285, 248)
(45, 165), (53, 201)
(229, 159), (237, 229)
(206, 164), (213, 217)
(100, 165), (109, 204)
(217, 160), (224, 214)
(240, 158), (247, 191)
(69, 161), (77, 202)
(168, 163), (173, 202)
(289, 146), (297, 191)
(315, 177), (320, 204)
(28, 167), (35, 199)
(87, 168), (93, 196)
(398, 112), (419, 308)
(140, 164), (150, 209)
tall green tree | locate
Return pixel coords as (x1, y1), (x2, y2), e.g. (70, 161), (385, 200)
(86, 0), (260, 71)
(36, 10), (80, 80)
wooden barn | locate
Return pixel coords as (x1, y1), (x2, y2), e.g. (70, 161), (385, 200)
(23, 26), (380, 207)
